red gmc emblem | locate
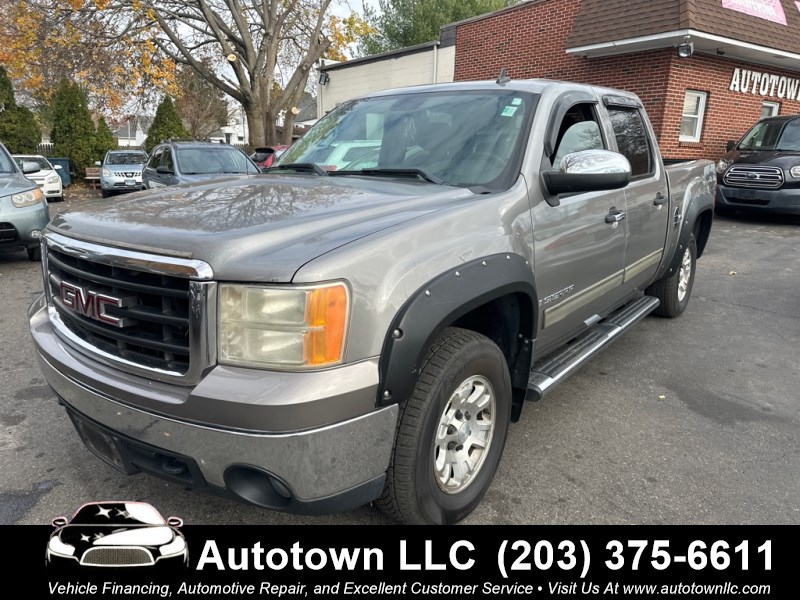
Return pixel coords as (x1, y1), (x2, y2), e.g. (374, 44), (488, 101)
(59, 281), (126, 327)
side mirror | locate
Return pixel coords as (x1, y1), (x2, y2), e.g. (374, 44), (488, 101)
(726, 140), (736, 152)
(166, 516), (183, 528)
(22, 161), (42, 175)
(542, 149), (632, 204)
(95, 160), (102, 166)
(156, 166), (174, 175)
(52, 516), (68, 528)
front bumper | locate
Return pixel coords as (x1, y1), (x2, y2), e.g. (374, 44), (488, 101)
(716, 185), (800, 215)
(101, 173), (144, 192)
(29, 295), (397, 514)
(0, 199), (49, 249)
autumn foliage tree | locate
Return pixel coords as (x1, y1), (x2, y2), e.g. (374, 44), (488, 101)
(0, 66), (41, 153)
(50, 80), (99, 177)
(144, 96), (189, 153)
(0, 1), (178, 117)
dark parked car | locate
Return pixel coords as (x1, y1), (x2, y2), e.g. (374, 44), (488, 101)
(46, 501), (187, 567)
(97, 149), (149, 197)
(250, 145), (289, 169)
(0, 142), (50, 261)
(143, 140), (260, 188)
(715, 115), (800, 217)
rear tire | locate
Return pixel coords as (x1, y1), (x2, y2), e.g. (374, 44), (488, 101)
(377, 327), (511, 524)
(647, 234), (696, 318)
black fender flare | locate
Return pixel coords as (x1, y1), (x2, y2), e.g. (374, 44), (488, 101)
(661, 191), (711, 280)
(376, 253), (537, 408)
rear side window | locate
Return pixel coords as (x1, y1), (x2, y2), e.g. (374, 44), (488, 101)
(607, 107), (653, 178)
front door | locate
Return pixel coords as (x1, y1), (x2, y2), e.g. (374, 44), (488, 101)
(532, 101), (629, 357)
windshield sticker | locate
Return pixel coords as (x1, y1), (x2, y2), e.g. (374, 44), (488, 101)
(511, 98), (522, 106)
(501, 106), (518, 117)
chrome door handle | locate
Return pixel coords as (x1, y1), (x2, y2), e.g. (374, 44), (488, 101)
(654, 192), (667, 206)
(605, 210), (627, 224)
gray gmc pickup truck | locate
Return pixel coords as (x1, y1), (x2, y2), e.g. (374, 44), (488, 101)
(29, 79), (715, 524)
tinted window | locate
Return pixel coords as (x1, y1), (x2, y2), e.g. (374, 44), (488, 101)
(147, 149), (162, 169)
(608, 108), (652, 177)
(163, 149), (175, 171)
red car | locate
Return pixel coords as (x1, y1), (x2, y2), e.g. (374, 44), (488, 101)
(250, 145), (289, 169)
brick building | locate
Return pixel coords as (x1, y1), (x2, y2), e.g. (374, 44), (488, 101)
(453, 0), (800, 160)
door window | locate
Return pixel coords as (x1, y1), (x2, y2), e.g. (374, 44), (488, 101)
(552, 104), (605, 167)
(607, 107), (653, 178)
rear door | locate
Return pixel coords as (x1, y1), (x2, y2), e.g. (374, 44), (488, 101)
(602, 99), (669, 289)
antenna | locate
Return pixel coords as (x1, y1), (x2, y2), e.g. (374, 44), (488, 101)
(496, 68), (511, 85)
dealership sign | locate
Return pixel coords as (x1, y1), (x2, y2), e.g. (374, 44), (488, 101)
(722, 0), (787, 25)
(729, 67), (800, 99)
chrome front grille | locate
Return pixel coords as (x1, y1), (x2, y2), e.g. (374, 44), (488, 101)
(81, 546), (153, 567)
(723, 166), (783, 189)
(43, 232), (215, 384)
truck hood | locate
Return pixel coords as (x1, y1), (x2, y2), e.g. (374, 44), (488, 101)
(47, 175), (474, 281)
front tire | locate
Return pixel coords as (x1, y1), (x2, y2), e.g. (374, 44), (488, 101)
(647, 234), (697, 318)
(377, 327), (511, 524)
(27, 246), (41, 262)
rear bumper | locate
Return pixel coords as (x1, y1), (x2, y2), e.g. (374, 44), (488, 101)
(29, 295), (397, 514)
(716, 185), (800, 215)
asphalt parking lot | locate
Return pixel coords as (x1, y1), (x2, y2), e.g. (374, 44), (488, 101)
(1, 195), (798, 526)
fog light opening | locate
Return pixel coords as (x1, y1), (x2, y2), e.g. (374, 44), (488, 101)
(224, 465), (293, 509)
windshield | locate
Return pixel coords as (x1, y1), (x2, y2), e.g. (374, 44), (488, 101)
(176, 147), (259, 175)
(106, 152), (148, 165)
(13, 156), (51, 170)
(70, 503), (165, 526)
(737, 119), (800, 152)
(278, 90), (536, 189)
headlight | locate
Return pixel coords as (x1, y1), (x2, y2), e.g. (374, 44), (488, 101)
(159, 535), (186, 557)
(46, 174), (60, 185)
(48, 536), (76, 557)
(219, 282), (349, 369)
(102, 168), (113, 177)
(716, 159), (731, 174)
(790, 166), (800, 178)
(11, 187), (44, 207)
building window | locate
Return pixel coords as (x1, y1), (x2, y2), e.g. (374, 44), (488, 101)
(679, 91), (707, 142)
(761, 101), (780, 119)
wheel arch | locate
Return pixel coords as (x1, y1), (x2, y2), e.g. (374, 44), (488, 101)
(377, 253), (537, 420)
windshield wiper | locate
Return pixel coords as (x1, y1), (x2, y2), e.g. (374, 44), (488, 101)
(266, 163), (329, 176)
(331, 167), (443, 185)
